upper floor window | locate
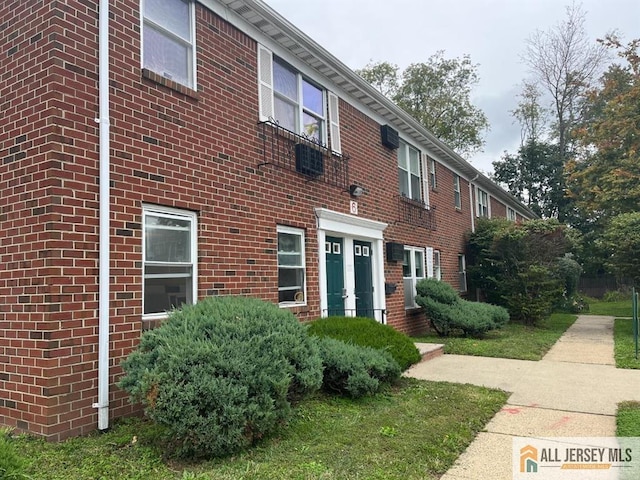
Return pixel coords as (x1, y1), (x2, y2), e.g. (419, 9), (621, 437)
(143, 205), (197, 316)
(507, 207), (517, 222)
(277, 226), (306, 306)
(403, 246), (425, 309)
(258, 45), (342, 153)
(429, 158), (437, 189)
(273, 58), (325, 143)
(454, 175), (462, 209)
(142, 0), (196, 89)
(398, 141), (422, 202)
(476, 187), (490, 218)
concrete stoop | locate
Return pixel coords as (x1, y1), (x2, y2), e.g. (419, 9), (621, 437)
(415, 342), (445, 362)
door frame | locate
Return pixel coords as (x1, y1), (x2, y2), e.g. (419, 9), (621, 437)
(315, 208), (387, 323)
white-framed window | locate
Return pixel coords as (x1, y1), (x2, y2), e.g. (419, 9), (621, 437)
(507, 207), (517, 222)
(403, 246), (425, 309)
(433, 250), (442, 281)
(273, 57), (326, 143)
(142, 0), (196, 89)
(458, 254), (467, 293)
(398, 141), (423, 202)
(429, 158), (437, 189)
(143, 205), (197, 317)
(476, 187), (490, 218)
(257, 45), (341, 153)
(454, 174), (462, 209)
(277, 226), (306, 306)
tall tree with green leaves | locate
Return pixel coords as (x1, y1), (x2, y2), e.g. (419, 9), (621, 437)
(567, 36), (640, 224)
(357, 52), (489, 156)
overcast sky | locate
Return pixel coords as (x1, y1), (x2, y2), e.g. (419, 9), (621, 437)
(263, 0), (639, 173)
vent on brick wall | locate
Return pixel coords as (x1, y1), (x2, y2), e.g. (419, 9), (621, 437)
(380, 124), (399, 150)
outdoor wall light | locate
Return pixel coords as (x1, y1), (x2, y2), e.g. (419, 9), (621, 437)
(349, 184), (365, 197)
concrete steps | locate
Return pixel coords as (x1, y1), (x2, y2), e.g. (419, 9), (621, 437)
(415, 342), (445, 362)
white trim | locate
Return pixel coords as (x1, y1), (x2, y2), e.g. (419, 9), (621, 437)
(453, 174), (462, 209)
(315, 208), (387, 323)
(426, 246), (434, 279)
(142, 204), (198, 317)
(327, 91), (341, 154)
(257, 43), (274, 121)
(277, 225), (307, 307)
(315, 208), (387, 240)
(141, 0), (197, 90)
(433, 250), (442, 281)
(403, 245), (426, 309)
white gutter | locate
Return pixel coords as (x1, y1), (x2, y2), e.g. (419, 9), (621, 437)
(93, 0), (110, 431)
(469, 174), (479, 233)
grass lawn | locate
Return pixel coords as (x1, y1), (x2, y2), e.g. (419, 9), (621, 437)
(585, 298), (634, 317)
(614, 318), (640, 369)
(412, 313), (577, 361)
(11, 379), (507, 480)
(617, 401), (640, 436)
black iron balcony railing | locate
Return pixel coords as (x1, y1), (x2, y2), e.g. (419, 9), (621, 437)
(258, 120), (349, 190)
(397, 195), (437, 230)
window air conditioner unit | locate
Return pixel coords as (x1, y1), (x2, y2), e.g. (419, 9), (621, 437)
(295, 143), (324, 177)
(380, 124), (399, 150)
(386, 242), (405, 262)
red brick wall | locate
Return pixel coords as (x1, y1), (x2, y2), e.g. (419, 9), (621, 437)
(0, 0), (522, 439)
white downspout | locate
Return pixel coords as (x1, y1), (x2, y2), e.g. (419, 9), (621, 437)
(468, 174), (479, 233)
(93, 0), (111, 431)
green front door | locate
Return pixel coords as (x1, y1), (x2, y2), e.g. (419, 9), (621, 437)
(325, 236), (345, 316)
(354, 240), (374, 319)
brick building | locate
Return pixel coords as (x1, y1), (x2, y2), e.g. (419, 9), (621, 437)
(0, 0), (535, 440)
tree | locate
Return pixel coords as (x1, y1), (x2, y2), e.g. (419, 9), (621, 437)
(357, 52), (489, 156)
(466, 218), (572, 325)
(493, 140), (563, 218)
(566, 36), (640, 224)
(599, 212), (640, 286)
(523, 2), (609, 159)
(511, 81), (548, 144)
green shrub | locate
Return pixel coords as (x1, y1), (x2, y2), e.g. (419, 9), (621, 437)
(556, 293), (590, 313)
(315, 337), (400, 397)
(603, 290), (631, 302)
(415, 278), (510, 337)
(307, 316), (421, 370)
(118, 296), (323, 459)
(0, 429), (29, 480)
(416, 278), (459, 305)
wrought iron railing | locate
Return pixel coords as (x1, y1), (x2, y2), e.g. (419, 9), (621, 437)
(397, 195), (436, 230)
(323, 309), (386, 323)
(258, 119), (349, 190)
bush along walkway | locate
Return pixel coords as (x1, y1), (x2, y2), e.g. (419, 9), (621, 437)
(405, 315), (640, 480)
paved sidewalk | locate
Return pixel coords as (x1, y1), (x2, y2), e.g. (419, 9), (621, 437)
(405, 315), (640, 480)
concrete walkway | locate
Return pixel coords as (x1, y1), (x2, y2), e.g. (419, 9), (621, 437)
(405, 315), (640, 480)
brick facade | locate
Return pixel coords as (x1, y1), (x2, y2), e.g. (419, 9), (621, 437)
(0, 0), (533, 440)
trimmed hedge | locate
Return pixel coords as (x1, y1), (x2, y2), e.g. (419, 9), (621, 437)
(118, 296), (323, 459)
(316, 337), (401, 397)
(307, 316), (421, 370)
(416, 278), (510, 337)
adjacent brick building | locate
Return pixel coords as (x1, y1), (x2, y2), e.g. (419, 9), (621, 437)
(0, 0), (535, 440)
